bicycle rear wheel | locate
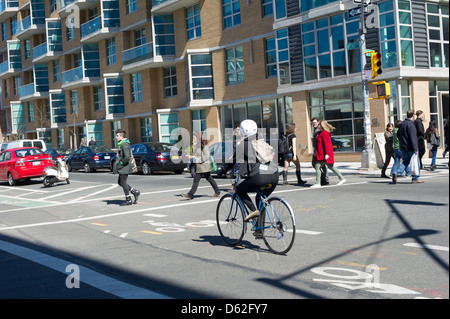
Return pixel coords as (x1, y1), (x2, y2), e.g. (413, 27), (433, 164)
(216, 193), (245, 246)
(260, 197), (295, 255)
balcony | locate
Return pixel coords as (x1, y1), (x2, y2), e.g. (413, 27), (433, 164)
(0, 0), (19, 22)
(0, 42), (22, 79)
(33, 42), (62, 63)
(122, 42), (176, 73)
(61, 66), (101, 89)
(57, 0), (98, 18)
(16, 15), (46, 39)
(151, 0), (198, 13)
(19, 82), (49, 102)
(80, 15), (119, 43)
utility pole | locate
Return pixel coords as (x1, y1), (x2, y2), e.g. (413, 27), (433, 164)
(359, 0), (377, 169)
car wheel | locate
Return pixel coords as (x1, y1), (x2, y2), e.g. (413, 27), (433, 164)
(174, 169), (184, 174)
(84, 162), (91, 173)
(142, 161), (151, 175)
(8, 173), (17, 186)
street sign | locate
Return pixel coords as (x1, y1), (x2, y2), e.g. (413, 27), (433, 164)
(348, 6), (371, 18)
(346, 42), (360, 50)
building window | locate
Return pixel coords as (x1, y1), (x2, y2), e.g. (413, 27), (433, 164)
(135, 28), (146, 46)
(277, 29), (290, 84)
(192, 109), (206, 135)
(223, 0), (241, 29)
(105, 77), (125, 114)
(53, 59), (60, 83)
(127, 0), (138, 14)
(154, 15), (175, 56)
(226, 46), (244, 85)
(11, 103), (25, 133)
(70, 90), (78, 114)
(301, 0), (339, 12)
(106, 37), (116, 65)
(189, 54), (214, 100)
(141, 117), (152, 143)
(262, 0), (273, 17)
(87, 122), (103, 146)
(379, 1), (397, 68)
(66, 16), (75, 41)
(131, 72), (142, 102)
(427, 3), (449, 68)
(159, 113), (179, 144)
(398, 0), (414, 66)
(25, 39), (31, 59)
(265, 37), (277, 78)
(28, 102), (34, 123)
(50, 0), (57, 13)
(309, 86), (365, 152)
(58, 129), (64, 148)
(2, 22), (6, 41)
(186, 4), (201, 40)
(50, 92), (66, 124)
(94, 85), (103, 111)
(164, 66), (177, 98)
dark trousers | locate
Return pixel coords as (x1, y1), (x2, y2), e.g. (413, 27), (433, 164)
(418, 139), (425, 169)
(118, 174), (131, 196)
(188, 172), (219, 196)
(236, 172), (278, 212)
(381, 149), (395, 176)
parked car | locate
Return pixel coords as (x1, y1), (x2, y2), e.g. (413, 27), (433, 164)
(66, 146), (116, 173)
(0, 147), (54, 186)
(4, 139), (47, 152)
(187, 142), (235, 178)
(111, 142), (188, 175)
(45, 148), (75, 164)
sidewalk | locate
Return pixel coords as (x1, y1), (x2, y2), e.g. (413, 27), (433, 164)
(292, 157), (449, 176)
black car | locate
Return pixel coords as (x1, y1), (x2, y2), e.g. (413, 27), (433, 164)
(66, 146), (116, 172)
(111, 142), (188, 175)
(45, 148), (75, 164)
(187, 142), (235, 178)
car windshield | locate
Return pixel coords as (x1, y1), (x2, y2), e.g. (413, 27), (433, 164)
(148, 143), (173, 152)
(15, 148), (44, 157)
(91, 146), (113, 153)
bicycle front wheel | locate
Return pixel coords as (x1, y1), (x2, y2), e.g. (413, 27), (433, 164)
(216, 193), (245, 246)
(260, 197), (296, 255)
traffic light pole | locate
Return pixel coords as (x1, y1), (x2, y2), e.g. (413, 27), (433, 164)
(359, 2), (377, 169)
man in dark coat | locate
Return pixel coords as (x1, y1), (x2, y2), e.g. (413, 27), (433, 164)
(414, 110), (425, 169)
(395, 109), (423, 184)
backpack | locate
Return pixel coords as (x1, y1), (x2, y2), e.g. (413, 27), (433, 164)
(278, 133), (292, 155)
(250, 138), (275, 164)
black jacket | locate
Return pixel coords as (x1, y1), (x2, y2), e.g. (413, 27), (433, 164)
(398, 118), (418, 153)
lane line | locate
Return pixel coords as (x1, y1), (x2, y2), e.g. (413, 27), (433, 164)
(0, 239), (170, 299)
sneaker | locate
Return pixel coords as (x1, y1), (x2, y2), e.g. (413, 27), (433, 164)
(412, 180), (424, 184)
(310, 184), (321, 188)
(181, 193), (193, 200)
(211, 192), (220, 198)
(337, 179), (346, 186)
(244, 210), (259, 222)
(392, 173), (397, 184)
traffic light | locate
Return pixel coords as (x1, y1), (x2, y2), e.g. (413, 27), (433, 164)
(371, 52), (382, 79)
(376, 82), (390, 99)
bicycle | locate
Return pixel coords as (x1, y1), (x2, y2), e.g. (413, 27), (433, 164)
(216, 168), (296, 255)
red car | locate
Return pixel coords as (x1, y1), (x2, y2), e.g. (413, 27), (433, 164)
(0, 147), (54, 186)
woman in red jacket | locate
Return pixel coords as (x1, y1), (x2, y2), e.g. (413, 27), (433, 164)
(311, 120), (346, 188)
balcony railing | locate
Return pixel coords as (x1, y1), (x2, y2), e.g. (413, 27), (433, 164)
(33, 42), (47, 59)
(0, 0), (19, 13)
(81, 16), (101, 38)
(123, 43), (153, 65)
(62, 66), (83, 85)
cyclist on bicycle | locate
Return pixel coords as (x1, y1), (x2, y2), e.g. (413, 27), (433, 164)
(225, 119), (279, 222)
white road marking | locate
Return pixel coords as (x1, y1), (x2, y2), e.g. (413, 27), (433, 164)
(0, 240), (170, 299)
(403, 243), (449, 252)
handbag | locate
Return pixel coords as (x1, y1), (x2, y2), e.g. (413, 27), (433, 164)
(130, 152), (138, 173)
(430, 133), (440, 147)
(210, 156), (217, 173)
(409, 153), (419, 176)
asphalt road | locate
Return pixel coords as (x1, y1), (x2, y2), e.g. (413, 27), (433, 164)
(0, 161), (448, 304)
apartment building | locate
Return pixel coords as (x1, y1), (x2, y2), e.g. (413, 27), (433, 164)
(0, 0), (448, 162)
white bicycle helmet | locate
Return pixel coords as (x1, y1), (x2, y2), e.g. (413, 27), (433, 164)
(240, 119), (258, 137)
